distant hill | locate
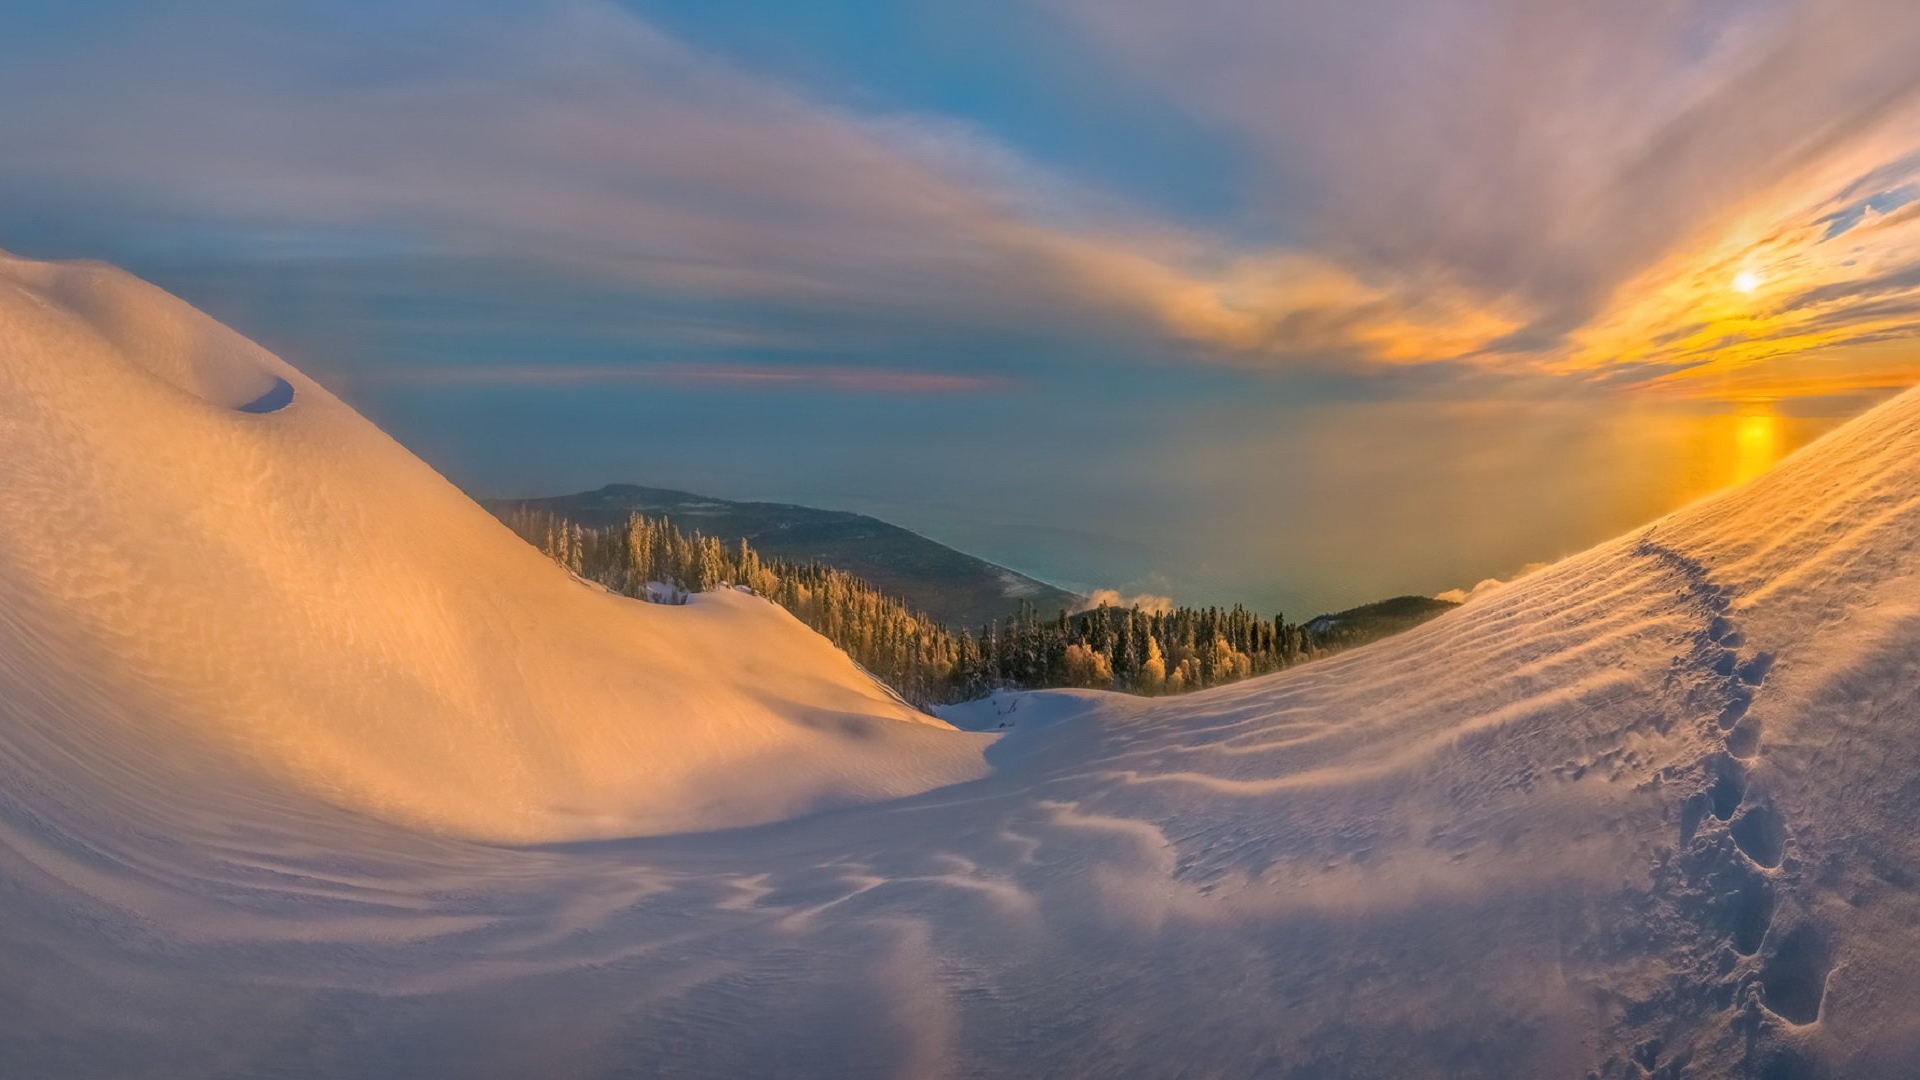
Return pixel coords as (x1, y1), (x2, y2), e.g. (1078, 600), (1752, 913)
(1302, 594), (1458, 650)
(490, 484), (1084, 629)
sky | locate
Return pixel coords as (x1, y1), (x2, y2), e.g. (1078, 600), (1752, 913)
(5, 0), (1920, 615)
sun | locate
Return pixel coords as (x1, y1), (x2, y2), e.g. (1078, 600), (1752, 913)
(1732, 269), (1762, 294)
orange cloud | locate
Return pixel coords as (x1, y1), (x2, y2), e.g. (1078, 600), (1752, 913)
(1558, 109), (1920, 400)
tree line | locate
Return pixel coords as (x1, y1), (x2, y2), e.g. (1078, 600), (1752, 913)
(501, 507), (1329, 707)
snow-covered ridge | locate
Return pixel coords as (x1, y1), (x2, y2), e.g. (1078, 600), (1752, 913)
(0, 249), (989, 843)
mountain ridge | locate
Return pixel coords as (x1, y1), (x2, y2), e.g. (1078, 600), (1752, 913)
(491, 482), (1084, 629)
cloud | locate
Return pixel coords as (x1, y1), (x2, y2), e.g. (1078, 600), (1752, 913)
(0, 0), (1551, 382)
(8, 0), (1920, 395)
(1079, 588), (1175, 615)
(0, 6), (1058, 322)
(1063, 1), (1920, 302)
(1816, 183), (1920, 240)
(1050, 0), (1920, 386)
(1435, 562), (1551, 605)
(350, 362), (1014, 394)
(1561, 143), (1920, 397)
(0, 0), (1464, 374)
(1784, 262), (1920, 311)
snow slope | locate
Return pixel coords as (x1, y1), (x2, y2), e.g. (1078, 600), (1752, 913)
(5, 251), (1920, 1077)
(0, 250), (990, 844)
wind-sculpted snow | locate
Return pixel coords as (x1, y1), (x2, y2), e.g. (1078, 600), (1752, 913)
(6, 251), (1920, 1076)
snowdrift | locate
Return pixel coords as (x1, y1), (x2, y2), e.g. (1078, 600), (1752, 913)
(0, 250), (989, 843)
(5, 250), (1920, 1077)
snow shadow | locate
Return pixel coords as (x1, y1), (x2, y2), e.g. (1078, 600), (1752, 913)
(236, 377), (295, 414)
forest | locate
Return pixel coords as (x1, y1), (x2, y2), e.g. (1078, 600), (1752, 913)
(502, 507), (1378, 706)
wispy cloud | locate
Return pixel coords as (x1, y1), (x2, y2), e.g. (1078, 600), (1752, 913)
(1051, 0), (1920, 391)
(1559, 140), (1920, 397)
(352, 362), (1015, 394)
(0, 0), (1548, 380)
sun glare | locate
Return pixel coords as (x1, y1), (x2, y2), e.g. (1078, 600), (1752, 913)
(1733, 405), (1782, 484)
(1732, 269), (1761, 295)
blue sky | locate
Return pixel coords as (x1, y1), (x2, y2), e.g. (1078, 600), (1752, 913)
(619, 0), (1258, 225)
(6, 0), (1920, 613)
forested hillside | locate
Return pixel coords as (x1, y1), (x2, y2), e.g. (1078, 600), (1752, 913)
(500, 507), (1451, 706)
(491, 484), (1082, 628)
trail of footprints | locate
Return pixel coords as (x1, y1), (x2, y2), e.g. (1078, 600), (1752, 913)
(1626, 537), (1836, 1076)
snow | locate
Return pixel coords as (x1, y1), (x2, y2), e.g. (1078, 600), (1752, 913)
(643, 580), (689, 605)
(5, 250), (1920, 1076)
(0, 249), (989, 845)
